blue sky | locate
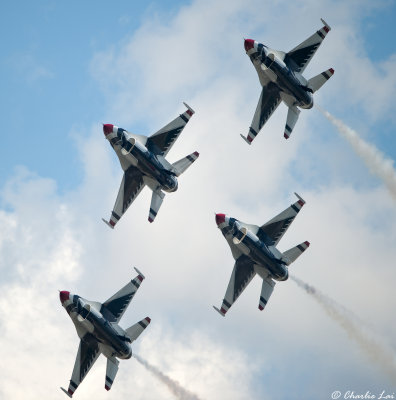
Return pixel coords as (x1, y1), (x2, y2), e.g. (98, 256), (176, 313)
(1, 1), (187, 191)
(1, 1), (396, 399)
(1, 0), (396, 192)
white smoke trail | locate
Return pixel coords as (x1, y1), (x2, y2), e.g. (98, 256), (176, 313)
(291, 275), (396, 384)
(133, 353), (202, 400)
(317, 106), (396, 202)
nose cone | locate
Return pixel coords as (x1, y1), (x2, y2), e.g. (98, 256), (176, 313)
(59, 291), (70, 304)
(244, 39), (255, 52)
(215, 213), (226, 226)
(103, 124), (114, 136)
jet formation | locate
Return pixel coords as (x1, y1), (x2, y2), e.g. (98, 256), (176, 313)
(102, 102), (199, 227)
(58, 17), (333, 398)
(241, 18), (333, 143)
(214, 193), (309, 315)
(60, 268), (150, 397)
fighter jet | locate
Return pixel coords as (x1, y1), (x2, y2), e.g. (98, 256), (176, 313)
(241, 18), (334, 143)
(102, 102), (199, 228)
(213, 193), (309, 316)
(60, 268), (150, 397)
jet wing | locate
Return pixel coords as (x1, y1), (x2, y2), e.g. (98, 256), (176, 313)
(257, 193), (306, 246)
(146, 102), (195, 157)
(61, 335), (100, 398)
(241, 83), (281, 144)
(213, 255), (256, 316)
(100, 268), (145, 323)
(285, 18), (331, 73)
(102, 166), (145, 228)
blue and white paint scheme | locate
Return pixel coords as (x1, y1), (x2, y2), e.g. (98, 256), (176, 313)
(242, 18), (334, 143)
(214, 193), (309, 316)
(60, 268), (150, 397)
(102, 102), (199, 228)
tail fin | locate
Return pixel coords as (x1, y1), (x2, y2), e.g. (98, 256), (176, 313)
(308, 68), (334, 93)
(172, 151), (199, 177)
(282, 241), (310, 265)
(125, 317), (151, 343)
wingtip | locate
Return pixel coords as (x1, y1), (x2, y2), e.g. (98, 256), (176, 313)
(294, 192), (306, 205)
(102, 218), (115, 229)
(304, 241), (310, 247)
(145, 316), (151, 323)
(240, 134), (252, 145)
(258, 305), (264, 311)
(134, 267), (145, 280)
(105, 385), (111, 391)
(284, 132), (290, 139)
(183, 102), (195, 114)
(60, 387), (73, 398)
(320, 18), (331, 31)
(213, 306), (226, 317)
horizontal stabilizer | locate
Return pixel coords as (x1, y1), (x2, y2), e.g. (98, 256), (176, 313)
(307, 68), (334, 93)
(258, 277), (276, 311)
(105, 357), (119, 391)
(125, 317), (151, 343)
(282, 241), (310, 265)
(149, 190), (165, 223)
(284, 105), (300, 139)
(172, 151), (199, 176)
(60, 387), (73, 398)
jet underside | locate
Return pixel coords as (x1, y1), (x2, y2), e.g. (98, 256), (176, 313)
(60, 269), (151, 397)
(102, 103), (199, 227)
(214, 193), (309, 316)
(109, 131), (178, 193)
(250, 48), (313, 110)
(222, 222), (288, 281)
(67, 296), (132, 359)
(242, 18), (334, 142)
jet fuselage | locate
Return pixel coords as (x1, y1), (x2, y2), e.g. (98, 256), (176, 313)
(246, 41), (313, 110)
(60, 291), (132, 360)
(104, 125), (178, 193)
(220, 216), (288, 281)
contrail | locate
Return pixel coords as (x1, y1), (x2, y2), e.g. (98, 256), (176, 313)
(317, 106), (396, 202)
(291, 275), (396, 383)
(133, 353), (202, 400)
